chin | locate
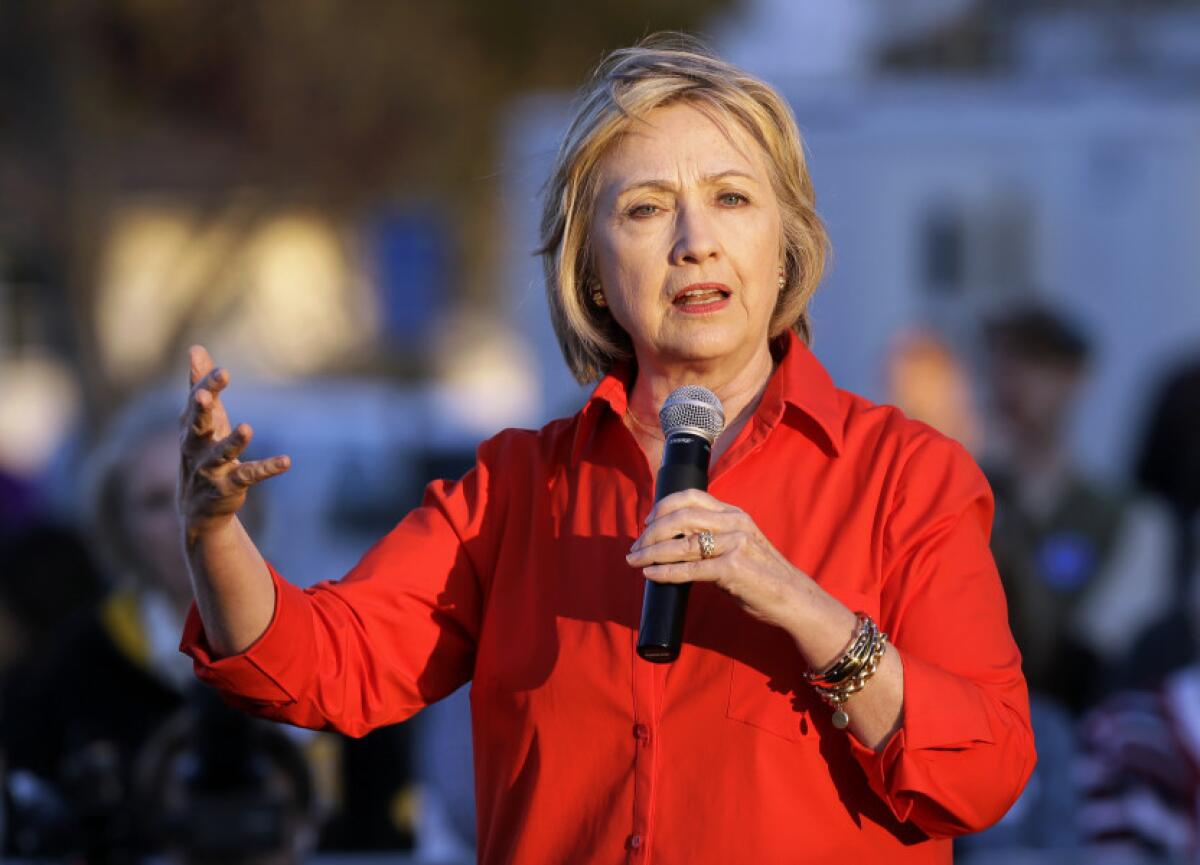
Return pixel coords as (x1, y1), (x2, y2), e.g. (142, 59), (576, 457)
(656, 328), (750, 367)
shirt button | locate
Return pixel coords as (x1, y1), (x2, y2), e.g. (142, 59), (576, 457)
(626, 834), (643, 851)
(633, 723), (650, 742)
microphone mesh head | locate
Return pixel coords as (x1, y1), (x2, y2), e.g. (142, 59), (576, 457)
(659, 386), (726, 442)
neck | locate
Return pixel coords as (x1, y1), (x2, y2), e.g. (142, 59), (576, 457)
(626, 341), (776, 467)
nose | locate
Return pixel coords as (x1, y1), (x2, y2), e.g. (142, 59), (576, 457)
(670, 201), (720, 266)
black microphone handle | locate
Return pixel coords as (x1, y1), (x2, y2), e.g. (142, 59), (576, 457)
(636, 434), (711, 663)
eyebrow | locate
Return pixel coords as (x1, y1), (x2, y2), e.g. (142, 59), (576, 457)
(616, 170), (759, 197)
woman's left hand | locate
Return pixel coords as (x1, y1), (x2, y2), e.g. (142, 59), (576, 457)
(626, 488), (817, 636)
(628, 488), (902, 748)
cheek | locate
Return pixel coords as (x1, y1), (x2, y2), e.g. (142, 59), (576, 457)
(595, 226), (660, 285)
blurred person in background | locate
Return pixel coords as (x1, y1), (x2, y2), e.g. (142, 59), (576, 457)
(0, 523), (106, 857)
(134, 684), (321, 865)
(1, 388), (206, 860)
(981, 304), (1173, 715)
(1, 386), (419, 859)
(0, 469), (41, 540)
(176, 35), (1033, 863)
(1075, 351), (1200, 863)
(1124, 353), (1200, 685)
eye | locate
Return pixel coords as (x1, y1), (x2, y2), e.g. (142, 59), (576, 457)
(627, 202), (661, 219)
(718, 191), (749, 207)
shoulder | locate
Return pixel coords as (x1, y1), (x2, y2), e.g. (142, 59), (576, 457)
(475, 410), (585, 474)
(836, 387), (981, 484)
(828, 390), (993, 553)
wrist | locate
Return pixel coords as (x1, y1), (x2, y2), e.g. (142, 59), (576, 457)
(183, 514), (236, 555)
(780, 575), (859, 672)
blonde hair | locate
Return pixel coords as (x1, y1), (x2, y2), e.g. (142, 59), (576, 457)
(539, 32), (829, 383)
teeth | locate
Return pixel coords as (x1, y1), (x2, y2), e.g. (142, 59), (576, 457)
(678, 289), (724, 301)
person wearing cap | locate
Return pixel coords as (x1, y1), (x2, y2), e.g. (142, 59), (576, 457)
(176, 34), (1034, 863)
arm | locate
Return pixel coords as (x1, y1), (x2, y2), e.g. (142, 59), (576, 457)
(180, 452), (493, 738)
(629, 433), (1035, 836)
(178, 346), (290, 657)
(177, 346), (492, 737)
(844, 434), (1036, 837)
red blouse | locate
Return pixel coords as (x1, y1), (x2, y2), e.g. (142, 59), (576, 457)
(180, 331), (1035, 864)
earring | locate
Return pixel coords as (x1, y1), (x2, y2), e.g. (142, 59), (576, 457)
(591, 289), (607, 308)
(778, 269), (787, 290)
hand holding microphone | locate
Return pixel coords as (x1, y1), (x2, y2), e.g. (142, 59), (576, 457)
(629, 385), (821, 662)
(634, 386), (724, 662)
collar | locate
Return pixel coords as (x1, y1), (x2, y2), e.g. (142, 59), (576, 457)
(569, 329), (844, 465)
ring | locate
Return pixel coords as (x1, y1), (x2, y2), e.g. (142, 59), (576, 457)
(697, 530), (716, 560)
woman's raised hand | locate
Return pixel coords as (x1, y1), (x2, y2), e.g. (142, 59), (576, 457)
(178, 345), (291, 544)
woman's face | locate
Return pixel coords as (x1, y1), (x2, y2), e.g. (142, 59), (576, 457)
(121, 427), (192, 605)
(591, 101), (784, 373)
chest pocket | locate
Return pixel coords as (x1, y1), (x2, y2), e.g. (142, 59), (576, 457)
(726, 656), (817, 742)
(724, 591), (877, 743)
(722, 618), (818, 742)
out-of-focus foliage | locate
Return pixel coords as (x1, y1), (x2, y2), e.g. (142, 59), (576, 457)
(0, 0), (734, 408)
(2, 0), (735, 198)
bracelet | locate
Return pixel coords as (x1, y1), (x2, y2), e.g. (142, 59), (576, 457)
(809, 618), (888, 730)
(804, 613), (875, 687)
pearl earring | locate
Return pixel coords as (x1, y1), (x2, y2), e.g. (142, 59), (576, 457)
(778, 270), (787, 290)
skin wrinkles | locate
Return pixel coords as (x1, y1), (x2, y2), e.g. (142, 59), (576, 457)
(591, 102), (784, 435)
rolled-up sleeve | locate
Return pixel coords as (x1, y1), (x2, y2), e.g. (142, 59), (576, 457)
(847, 434), (1036, 837)
(179, 439), (500, 738)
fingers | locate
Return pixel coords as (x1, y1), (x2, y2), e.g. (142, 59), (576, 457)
(631, 504), (745, 553)
(229, 455), (292, 489)
(640, 558), (724, 584)
(184, 366), (231, 439)
(199, 423), (254, 469)
(628, 528), (746, 568)
(188, 344), (215, 387)
(644, 488), (735, 525)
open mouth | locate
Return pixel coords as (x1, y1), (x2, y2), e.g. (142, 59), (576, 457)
(673, 283), (732, 311)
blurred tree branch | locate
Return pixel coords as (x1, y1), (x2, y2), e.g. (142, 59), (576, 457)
(0, 0), (735, 421)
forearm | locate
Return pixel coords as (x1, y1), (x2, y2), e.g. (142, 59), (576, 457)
(781, 580), (904, 750)
(185, 516), (277, 658)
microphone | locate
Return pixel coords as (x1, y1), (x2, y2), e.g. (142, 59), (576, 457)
(636, 385), (726, 663)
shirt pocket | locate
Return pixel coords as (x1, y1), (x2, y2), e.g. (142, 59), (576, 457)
(726, 654), (819, 742)
(724, 590), (878, 743)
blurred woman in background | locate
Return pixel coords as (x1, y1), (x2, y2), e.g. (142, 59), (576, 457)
(2, 389), (196, 858)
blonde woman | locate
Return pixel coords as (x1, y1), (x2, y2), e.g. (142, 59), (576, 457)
(178, 34), (1034, 863)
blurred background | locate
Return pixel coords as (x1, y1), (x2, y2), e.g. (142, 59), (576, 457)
(1, 0), (1199, 862)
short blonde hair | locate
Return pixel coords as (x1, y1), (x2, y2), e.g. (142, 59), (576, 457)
(539, 32), (830, 383)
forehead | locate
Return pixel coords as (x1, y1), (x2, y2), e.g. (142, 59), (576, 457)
(596, 101), (769, 183)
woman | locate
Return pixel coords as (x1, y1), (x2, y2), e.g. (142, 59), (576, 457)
(4, 391), (198, 857)
(178, 34), (1035, 863)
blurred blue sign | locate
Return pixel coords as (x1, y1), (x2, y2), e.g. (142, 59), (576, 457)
(367, 207), (449, 341)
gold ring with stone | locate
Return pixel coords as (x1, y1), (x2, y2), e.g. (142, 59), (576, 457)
(698, 530), (716, 560)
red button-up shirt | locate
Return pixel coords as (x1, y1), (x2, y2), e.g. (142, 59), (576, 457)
(180, 331), (1035, 864)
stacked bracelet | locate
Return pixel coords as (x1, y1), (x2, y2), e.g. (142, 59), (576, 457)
(805, 613), (889, 730)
